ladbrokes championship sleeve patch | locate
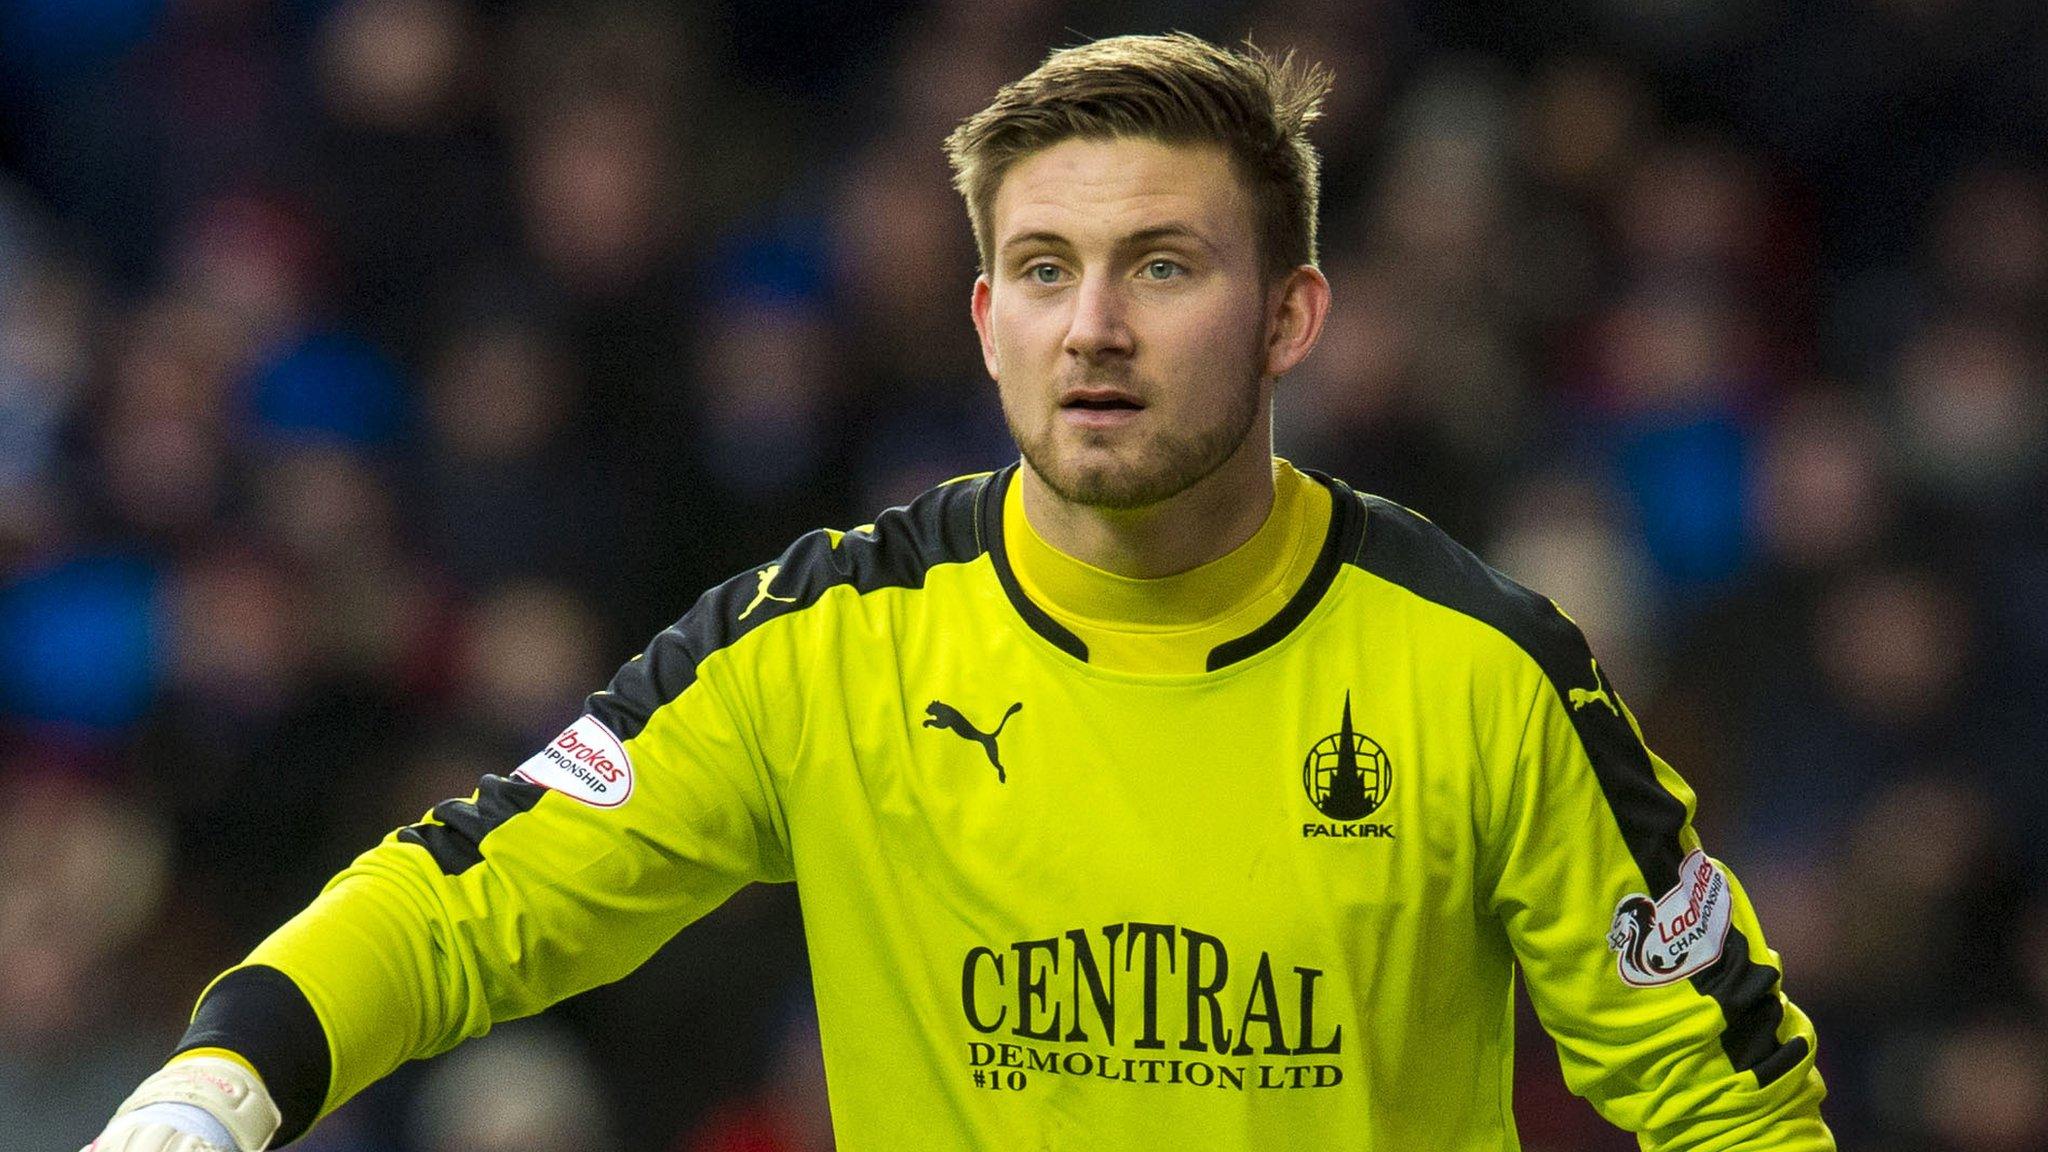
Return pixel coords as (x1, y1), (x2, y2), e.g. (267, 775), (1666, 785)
(1605, 849), (1733, 987)
(513, 714), (635, 808)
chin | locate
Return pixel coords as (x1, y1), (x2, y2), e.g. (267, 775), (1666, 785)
(1017, 405), (1256, 511)
(1043, 456), (1193, 511)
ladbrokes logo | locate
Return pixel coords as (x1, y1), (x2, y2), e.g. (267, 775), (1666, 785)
(1606, 849), (1733, 987)
(512, 714), (634, 808)
(959, 922), (1345, 1094)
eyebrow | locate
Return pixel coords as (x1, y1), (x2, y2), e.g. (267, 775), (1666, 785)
(998, 223), (1217, 259)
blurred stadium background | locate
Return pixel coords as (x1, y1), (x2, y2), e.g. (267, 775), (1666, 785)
(3, 1), (2047, 1149)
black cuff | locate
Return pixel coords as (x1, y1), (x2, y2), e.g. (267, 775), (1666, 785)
(176, 965), (331, 1146)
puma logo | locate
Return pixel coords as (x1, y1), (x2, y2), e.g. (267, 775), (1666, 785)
(1569, 658), (1618, 716)
(923, 700), (1022, 783)
(739, 564), (798, 620)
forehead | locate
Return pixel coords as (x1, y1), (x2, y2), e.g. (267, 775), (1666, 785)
(990, 136), (1255, 253)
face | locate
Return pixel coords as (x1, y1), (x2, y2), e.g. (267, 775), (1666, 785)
(971, 136), (1322, 510)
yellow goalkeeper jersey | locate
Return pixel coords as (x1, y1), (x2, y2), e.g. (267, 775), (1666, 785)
(181, 460), (1833, 1149)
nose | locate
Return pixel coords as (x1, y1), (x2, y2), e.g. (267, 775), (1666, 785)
(1063, 273), (1134, 362)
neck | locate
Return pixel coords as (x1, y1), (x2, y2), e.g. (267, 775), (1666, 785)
(1018, 417), (1277, 579)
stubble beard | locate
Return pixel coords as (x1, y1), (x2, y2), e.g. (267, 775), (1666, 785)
(1009, 371), (1264, 511)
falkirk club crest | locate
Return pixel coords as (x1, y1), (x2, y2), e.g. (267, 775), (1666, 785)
(1302, 693), (1392, 821)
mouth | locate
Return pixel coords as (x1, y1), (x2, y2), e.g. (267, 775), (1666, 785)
(1058, 387), (1146, 414)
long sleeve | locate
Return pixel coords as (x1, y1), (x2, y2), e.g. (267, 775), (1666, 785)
(177, 574), (799, 1145)
(1485, 619), (1834, 1150)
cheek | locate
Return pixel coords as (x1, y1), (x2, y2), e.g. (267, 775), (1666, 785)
(990, 306), (1063, 374)
(1148, 304), (1264, 386)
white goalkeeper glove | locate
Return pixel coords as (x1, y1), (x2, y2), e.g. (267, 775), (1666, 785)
(83, 1055), (282, 1152)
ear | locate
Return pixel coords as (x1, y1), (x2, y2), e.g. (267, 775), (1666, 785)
(1263, 265), (1331, 380)
(970, 274), (999, 380)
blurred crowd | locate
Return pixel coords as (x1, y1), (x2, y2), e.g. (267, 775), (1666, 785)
(2, 1), (2046, 1149)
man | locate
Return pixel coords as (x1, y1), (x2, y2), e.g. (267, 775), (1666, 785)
(89, 33), (1834, 1150)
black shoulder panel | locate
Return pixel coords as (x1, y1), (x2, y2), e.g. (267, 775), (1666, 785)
(589, 470), (992, 743)
(1345, 492), (1799, 1085)
(397, 773), (548, 876)
(1346, 493), (1689, 890)
(178, 964), (331, 1146)
(396, 476), (990, 879)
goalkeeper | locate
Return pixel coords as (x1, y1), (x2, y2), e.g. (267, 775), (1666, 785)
(90, 32), (1833, 1150)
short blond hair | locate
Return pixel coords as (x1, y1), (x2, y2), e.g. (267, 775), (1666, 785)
(944, 33), (1331, 278)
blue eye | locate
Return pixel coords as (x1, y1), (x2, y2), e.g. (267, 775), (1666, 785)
(1142, 259), (1184, 280)
(1029, 264), (1064, 285)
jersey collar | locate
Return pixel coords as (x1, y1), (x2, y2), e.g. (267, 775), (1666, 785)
(977, 461), (1363, 672)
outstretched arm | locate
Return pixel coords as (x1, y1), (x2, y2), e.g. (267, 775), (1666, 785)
(85, 579), (800, 1148)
